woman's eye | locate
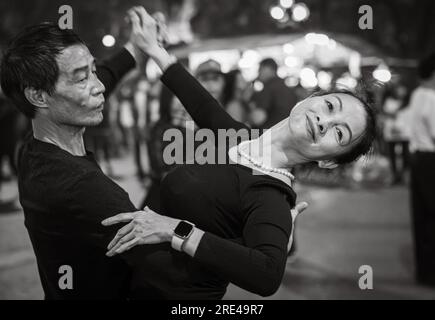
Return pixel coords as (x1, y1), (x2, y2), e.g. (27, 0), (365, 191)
(326, 100), (333, 111)
(336, 128), (343, 141)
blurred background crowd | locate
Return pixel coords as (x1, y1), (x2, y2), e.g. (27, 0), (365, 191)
(1, 0), (435, 299)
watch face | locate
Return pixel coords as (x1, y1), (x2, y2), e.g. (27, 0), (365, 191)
(174, 221), (194, 238)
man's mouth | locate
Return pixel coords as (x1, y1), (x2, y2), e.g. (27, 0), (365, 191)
(96, 100), (105, 111)
(306, 114), (316, 142)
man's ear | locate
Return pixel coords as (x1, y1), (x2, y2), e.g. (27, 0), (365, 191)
(318, 160), (338, 169)
(24, 87), (49, 109)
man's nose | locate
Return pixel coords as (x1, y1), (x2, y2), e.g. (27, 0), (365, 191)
(91, 76), (106, 96)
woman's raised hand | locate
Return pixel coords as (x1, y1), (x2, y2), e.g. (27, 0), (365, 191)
(127, 6), (176, 72)
(127, 6), (161, 55)
(288, 201), (308, 252)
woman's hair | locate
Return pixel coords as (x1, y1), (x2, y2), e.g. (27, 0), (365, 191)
(310, 87), (377, 165)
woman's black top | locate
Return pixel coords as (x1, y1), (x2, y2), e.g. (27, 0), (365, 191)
(129, 63), (297, 299)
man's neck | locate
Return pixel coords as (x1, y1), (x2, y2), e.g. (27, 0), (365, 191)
(32, 115), (86, 156)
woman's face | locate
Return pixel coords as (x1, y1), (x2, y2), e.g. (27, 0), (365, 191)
(288, 93), (367, 163)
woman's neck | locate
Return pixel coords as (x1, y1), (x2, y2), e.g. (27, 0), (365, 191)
(242, 118), (307, 169)
(32, 114), (86, 156)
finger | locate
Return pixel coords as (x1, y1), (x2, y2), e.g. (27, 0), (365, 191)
(295, 201), (309, 213)
(108, 230), (135, 252)
(128, 11), (142, 33)
(102, 212), (134, 226)
(152, 12), (166, 24)
(107, 238), (140, 257)
(107, 222), (134, 250)
(144, 206), (156, 214)
(143, 206), (155, 215)
(134, 6), (154, 26)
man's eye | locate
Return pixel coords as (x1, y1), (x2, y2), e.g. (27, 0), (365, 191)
(326, 100), (333, 111)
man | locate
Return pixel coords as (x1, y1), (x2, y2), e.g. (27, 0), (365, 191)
(252, 58), (298, 129)
(408, 53), (435, 287)
(195, 59), (225, 103)
(0, 10), (151, 298)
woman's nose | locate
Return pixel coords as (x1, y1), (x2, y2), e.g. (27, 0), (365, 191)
(316, 115), (331, 134)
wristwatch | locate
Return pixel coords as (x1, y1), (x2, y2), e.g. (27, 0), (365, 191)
(171, 220), (195, 252)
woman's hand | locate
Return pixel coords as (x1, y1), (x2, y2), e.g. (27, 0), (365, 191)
(288, 201), (308, 252)
(102, 207), (180, 257)
(126, 7), (161, 55)
(127, 6), (176, 72)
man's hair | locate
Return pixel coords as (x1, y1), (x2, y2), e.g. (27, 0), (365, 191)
(0, 22), (84, 118)
(311, 87), (377, 165)
(259, 58), (278, 72)
(418, 52), (435, 80)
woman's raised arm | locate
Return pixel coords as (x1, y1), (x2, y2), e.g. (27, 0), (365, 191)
(128, 6), (247, 133)
(160, 62), (248, 133)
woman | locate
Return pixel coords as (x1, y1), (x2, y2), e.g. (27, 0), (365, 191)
(103, 7), (376, 299)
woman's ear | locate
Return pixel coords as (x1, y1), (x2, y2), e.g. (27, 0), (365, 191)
(24, 87), (48, 109)
(318, 160), (338, 169)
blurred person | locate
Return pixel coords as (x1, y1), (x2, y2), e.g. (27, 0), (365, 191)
(103, 8), (377, 299)
(117, 82), (135, 151)
(222, 69), (251, 123)
(0, 88), (29, 196)
(394, 103), (412, 166)
(251, 58), (298, 129)
(408, 53), (435, 287)
(134, 77), (150, 179)
(382, 85), (410, 184)
(195, 59), (225, 103)
(140, 84), (194, 212)
(115, 79), (147, 179)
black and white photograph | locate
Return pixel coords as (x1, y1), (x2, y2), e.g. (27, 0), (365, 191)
(0, 0), (435, 304)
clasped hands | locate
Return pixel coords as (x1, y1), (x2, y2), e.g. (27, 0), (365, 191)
(126, 6), (168, 57)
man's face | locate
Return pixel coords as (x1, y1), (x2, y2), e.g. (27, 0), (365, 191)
(198, 72), (225, 101)
(46, 44), (105, 127)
